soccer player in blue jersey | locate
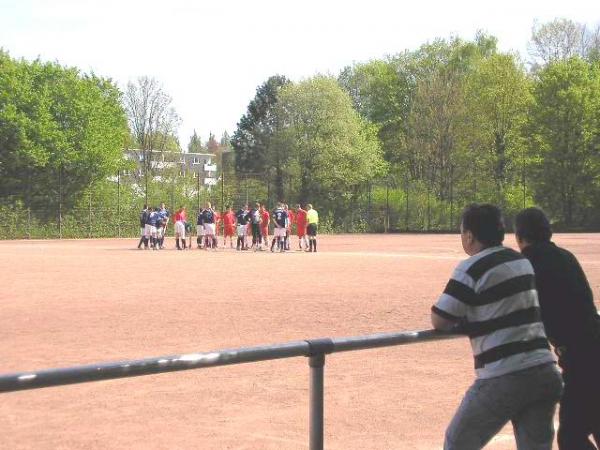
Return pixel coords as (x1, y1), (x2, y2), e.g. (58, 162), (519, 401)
(235, 204), (250, 251)
(201, 202), (217, 250)
(147, 207), (160, 250)
(156, 202), (169, 249)
(196, 207), (205, 249)
(271, 202), (288, 252)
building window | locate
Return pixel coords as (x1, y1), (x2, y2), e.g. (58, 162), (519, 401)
(193, 156), (201, 164)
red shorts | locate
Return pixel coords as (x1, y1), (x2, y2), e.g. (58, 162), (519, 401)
(297, 224), (307, 237)
(224, 225), (235, 237)
(261, 226), (269, 237)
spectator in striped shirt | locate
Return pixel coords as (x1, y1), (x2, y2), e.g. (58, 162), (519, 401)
(431, 203), (563, 450)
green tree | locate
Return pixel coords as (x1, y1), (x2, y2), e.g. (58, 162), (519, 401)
(338, 58), (412, 164)
(123, 76), (181, 203)
(529, 19), (600, 67)
(0, 50), (128, 214)
(465, 52), (532, 205)
(404, 38), (484, 197)
(206, 131), (219, 153)
(529, 58), (600, 226)
(231, 75), (290, 199)
(220, 131), (231, 150)
(187, 130), (203, 153)
(275, 76), (387, 203)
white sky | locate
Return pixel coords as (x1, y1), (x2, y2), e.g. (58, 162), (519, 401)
(1, 0), (597, 148)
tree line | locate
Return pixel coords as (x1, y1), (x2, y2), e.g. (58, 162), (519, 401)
(1, 18), (600, 236)
(232, 19), (600, 229)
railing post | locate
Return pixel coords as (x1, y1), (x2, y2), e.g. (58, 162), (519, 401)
(309, 354), (325, 450)
(306, 338), (334, 450)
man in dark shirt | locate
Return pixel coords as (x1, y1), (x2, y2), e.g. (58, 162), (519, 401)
(248, 202), (262, 251)
(271, 203), (288, 252)
(157, 202), (170, 249)
(235, 204), (249, 251)
(196, 208), (205, 249)
(147, 207), (160, 250)
(516, 207), (600, 449)
(137, 204), (149, 249)
(201, 203), (217, 249)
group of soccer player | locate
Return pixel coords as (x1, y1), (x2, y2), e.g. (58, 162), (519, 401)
(137, 201), (319, 252)
(137, 202), (171, 250)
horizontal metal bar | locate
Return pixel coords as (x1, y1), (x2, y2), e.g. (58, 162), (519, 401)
(0, 341), (310, 393)
(331, 329), (459, 353)
(0, 329), (460, 393)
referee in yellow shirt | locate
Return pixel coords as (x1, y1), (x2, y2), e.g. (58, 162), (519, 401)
(306, 204), (319, 252)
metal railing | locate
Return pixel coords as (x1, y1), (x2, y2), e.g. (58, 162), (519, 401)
(0, 328), (461, 450)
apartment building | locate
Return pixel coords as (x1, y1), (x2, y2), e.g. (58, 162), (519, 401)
(124, 149), (218, 186)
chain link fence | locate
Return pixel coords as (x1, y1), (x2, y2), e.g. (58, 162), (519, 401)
(1, 170), (533, 239)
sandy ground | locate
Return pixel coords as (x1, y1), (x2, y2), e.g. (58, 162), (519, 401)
(1, 233), (599, 449)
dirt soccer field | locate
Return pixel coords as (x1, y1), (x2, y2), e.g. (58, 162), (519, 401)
(1, 234), (599, 450)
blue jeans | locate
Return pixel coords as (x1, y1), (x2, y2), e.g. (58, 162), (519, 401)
(445, 363), (563, 450)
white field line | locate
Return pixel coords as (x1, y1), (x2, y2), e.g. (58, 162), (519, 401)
(329, 251), (462, 260)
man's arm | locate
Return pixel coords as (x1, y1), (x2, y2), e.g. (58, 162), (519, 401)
(431, 309), (458, 331)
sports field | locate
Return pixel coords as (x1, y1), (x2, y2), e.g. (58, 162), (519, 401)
(1, 234), (599, 449)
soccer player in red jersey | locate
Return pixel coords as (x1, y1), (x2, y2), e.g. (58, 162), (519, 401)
(222, 206), (236, 248)
(295, 204), (308, 250)
(174, 206), (187, 250)
(260, 204), (270, 249)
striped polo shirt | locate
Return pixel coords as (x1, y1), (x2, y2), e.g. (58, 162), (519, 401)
(433, 246), (555, 379)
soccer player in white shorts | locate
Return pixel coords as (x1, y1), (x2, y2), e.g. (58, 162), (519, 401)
(196, 208), (205, 249)
(174, 206), (187, 250)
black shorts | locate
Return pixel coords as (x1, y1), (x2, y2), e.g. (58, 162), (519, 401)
(251, 223), (261, 238)
(307, 223), (317, 237)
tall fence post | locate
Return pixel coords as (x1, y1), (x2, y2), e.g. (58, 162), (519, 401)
(404, 177), (409, 231)
(367, 182), (372, 228)
(520, 146), (526, 209)
(449, 164), (454, 232)
(27, 208), (31, 240)
(385, 181), (390, 233)
(117, 170), (121, 238)
(88, 192), (92, 239)
(58, 164), (63, 239)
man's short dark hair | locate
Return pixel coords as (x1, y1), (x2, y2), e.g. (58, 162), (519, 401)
(461, 203), (505, 247)
(515, 207), (552, 243)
